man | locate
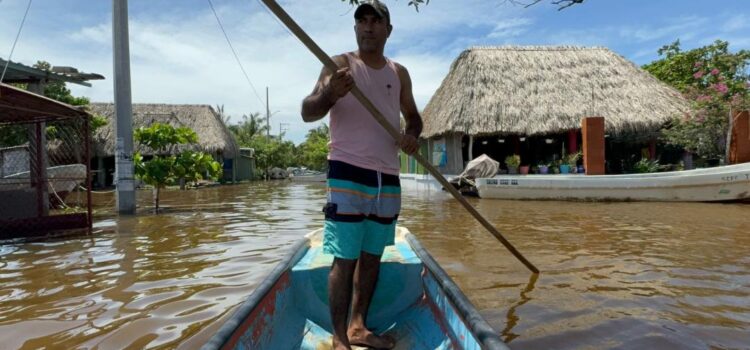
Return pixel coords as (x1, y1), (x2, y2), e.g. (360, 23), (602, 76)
(300, 1), (422, 349)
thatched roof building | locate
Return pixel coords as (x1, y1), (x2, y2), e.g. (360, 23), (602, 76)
(90, 103), (238, 159)
(422, 46), (689, 138)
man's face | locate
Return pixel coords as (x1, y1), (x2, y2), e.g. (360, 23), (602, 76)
(355, 13), (392, 53)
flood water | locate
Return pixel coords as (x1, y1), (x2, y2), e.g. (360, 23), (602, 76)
(1, 181), (749, 349)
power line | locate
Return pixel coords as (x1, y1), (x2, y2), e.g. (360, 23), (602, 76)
(1, 0), (33, 85)
(207, 0), (267, 110)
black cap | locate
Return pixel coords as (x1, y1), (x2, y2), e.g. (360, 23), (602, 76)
(354, 0), (390, 24)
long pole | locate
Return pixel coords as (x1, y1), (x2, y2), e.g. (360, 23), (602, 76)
(266, 86), (270, 137)
(260, 0), (538, 273)
(113, 0), (136, 214)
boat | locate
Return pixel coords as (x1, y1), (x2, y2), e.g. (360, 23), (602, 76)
(202, 227), (509, 350)
(289, 168), (326, 182)
(0, 164), (87, 205)
(475, 162), (750, 202)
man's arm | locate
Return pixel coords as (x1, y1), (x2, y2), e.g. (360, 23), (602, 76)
(396, 63), (423, 155)
(301, 55), (352, 122)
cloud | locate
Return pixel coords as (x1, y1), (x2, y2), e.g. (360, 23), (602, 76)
(2, 1), (748, 144)
(722, 14), (749, 32)
(488, 17), (533, 39)
(618, 15), (708, 43)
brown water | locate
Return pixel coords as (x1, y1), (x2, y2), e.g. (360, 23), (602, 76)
(0, 182), (749, 349)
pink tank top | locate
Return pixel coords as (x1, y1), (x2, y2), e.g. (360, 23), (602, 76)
(329, 52), (401, 175)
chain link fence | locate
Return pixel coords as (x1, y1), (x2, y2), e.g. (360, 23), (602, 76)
(0, 114), (92, 238)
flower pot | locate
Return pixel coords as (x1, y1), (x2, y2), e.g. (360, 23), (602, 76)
(508, 167), (518, 175)
(559, 164), (570, 174)
(539, 166), (549, 174)
(520, 165), (530, 175)
(577, 165), (585, 174)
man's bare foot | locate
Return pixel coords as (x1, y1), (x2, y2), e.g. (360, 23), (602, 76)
(347, 327), (395, 349)
(333, 336), (352, 350)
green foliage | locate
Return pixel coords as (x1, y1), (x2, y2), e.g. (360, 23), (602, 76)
(33, 61), (90, 106)
(228, 113), (268, 145)
(0, 62), (106, 147)
(563, 151), (581, 167)
(504, 154), (521, 168)
(0, 125), (28, 147)
(643, 40), (750, 160)
(134, 123), (198, 153)
(134, 123), (222, 211)
(296, 124), (330, 171)
(245, 134), (297, 178)
(632, 158), (660, 173)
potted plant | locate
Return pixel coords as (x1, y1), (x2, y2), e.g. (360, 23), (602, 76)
(505, 154), (521, 174)
(538, 162), (549, 174)
(560, 151), (581, 174)
(520, 164), (530, 175)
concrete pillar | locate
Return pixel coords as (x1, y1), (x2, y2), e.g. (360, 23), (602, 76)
(729, 110), (750, 164)
(582, 117), (605, 175)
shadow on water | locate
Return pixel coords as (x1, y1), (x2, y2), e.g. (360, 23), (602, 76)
(0, 181), (749, 349)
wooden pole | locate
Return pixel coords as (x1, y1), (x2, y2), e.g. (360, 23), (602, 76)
(260, 0), (538, 273)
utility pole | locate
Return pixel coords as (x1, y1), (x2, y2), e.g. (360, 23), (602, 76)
(113, 0), (135, 214)
(279, 122), (289, 140)
(266, 86), (270, 137)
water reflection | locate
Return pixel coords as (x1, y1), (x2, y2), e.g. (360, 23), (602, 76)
(0, 181), (748, 349)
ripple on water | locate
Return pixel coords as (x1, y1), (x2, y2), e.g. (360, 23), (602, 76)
(1, 182), (748, 349)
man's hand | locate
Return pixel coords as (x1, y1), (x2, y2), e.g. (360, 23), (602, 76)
(326, 68), (354, 101)
(398, 134), (419, 155)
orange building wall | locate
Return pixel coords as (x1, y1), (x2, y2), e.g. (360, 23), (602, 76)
(582, 117), (605, 175)
(729, 110), (750, 164)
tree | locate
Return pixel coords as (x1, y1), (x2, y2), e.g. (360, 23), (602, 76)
(245, 134), (297, 179)
(297, 124), (330, 171)
(228, 113), (268, 145)
(0, 61), (107, 147)
(134, 123), (222, 212)
(643, 40), (750, 162)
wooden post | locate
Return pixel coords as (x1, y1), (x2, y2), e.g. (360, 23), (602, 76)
(582, 117), (605, 175)
(729, 110), (750, 164)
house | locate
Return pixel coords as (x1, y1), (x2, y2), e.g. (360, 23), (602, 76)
(89, 103), (240, 186)
(414, 46), (689, 174)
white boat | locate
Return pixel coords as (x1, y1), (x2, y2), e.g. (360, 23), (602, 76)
(0, 164), (87, 201)
(289, 168), (326, 182)
(475, 163), (750, 202)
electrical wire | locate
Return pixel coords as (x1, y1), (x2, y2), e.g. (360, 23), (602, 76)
(207, 0), (267, 110)
(0, 0), (33, 85)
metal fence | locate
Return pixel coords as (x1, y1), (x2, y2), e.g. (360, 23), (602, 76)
(0, 114), (92, 238)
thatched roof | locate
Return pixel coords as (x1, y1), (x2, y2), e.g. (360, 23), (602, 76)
(90, 103), (238, 158)
(421, 46), (690, 138)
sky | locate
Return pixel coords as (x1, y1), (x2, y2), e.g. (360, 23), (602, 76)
(1, 0), (748, 144)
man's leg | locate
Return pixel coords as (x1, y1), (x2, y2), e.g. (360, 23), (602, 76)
(348, 251), (395, 349)
(329, 257), (357, 350)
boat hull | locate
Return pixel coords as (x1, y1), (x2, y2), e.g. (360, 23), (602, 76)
(476, 163), (750, 202)
(203, 227), (508, 350)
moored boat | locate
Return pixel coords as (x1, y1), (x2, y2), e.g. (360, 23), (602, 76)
(202, 227), (508, 350)
(475, 163), (750, 202)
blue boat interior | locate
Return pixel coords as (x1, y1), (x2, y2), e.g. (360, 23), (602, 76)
(230, 231), (489, 350)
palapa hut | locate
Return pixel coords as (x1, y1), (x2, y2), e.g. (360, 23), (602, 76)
(418, 46), (689, 175)
(89, 103), (239, 186)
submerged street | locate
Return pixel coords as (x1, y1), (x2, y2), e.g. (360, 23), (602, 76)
(0, 181), (748, 349)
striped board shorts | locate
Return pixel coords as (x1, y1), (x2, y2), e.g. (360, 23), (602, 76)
(322, 160), (401, 260)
